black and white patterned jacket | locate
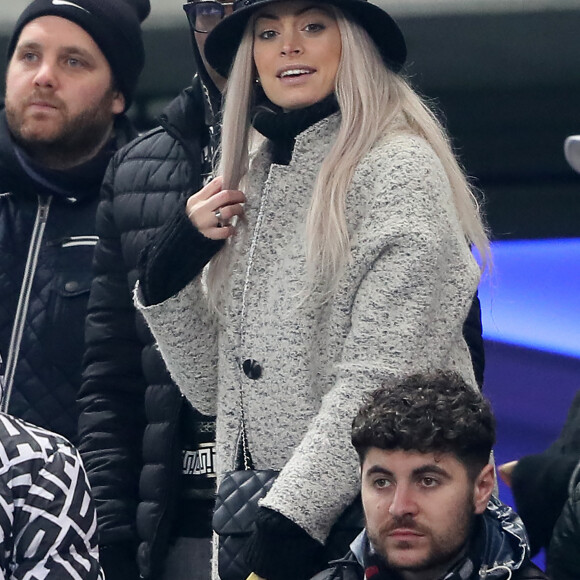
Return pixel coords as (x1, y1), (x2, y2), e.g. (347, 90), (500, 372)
(0, 412), (103, 579)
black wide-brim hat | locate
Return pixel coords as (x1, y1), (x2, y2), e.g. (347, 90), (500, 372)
(205, 0), (407, 79)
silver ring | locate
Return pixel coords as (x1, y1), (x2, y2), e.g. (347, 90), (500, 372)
(215, 209), (224, 228)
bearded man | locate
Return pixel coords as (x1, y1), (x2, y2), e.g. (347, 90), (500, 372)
(314, 370), (549, 580)
(0, 0), (149, 444)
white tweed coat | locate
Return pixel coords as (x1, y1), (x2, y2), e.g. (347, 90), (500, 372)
(136, 112), (481, 544)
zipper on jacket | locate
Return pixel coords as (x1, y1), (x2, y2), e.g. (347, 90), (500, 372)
(0, 353), (5, 401)
(1, 195), (52, 412)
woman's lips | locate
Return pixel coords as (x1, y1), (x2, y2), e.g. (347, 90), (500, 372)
(276, 65), (316, 82)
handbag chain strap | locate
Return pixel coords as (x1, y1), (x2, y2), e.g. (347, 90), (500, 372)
(235, 175), (272, 471)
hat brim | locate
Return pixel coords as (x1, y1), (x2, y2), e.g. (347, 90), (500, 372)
(205, 0), (406, 79)
(564, 135), (580, 174)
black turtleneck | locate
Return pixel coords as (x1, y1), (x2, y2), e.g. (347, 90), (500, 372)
(251, 92), (339, 165)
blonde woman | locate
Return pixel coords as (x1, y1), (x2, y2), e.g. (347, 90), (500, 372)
(136, 0), (488, 578)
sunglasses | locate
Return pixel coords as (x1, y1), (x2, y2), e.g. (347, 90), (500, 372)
(183, 0), (236, 33)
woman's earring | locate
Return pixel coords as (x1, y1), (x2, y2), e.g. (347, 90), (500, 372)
(255, 77), (261, 85)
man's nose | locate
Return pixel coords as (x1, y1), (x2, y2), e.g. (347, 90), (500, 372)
(33, 61), (57, 88)
(388, 484), (418, 518)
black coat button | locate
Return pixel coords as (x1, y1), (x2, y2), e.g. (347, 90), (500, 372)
(242, 359), (262, 380)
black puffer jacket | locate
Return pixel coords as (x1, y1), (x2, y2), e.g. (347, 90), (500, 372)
(77, 80), (212, 580)
(0, 109), (136, 445)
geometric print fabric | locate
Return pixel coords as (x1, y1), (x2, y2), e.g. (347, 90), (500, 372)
(0, 413), (103, 579)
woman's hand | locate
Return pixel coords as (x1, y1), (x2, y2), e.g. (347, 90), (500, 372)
(186, 176), (246, 240)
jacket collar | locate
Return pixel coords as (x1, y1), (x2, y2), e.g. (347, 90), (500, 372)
(472, 495), (530, 578)
(0, 110), (28, 195)
(251, 93), (339, 166)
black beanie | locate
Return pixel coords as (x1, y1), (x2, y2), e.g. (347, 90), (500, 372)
(7, 0), (151, 110)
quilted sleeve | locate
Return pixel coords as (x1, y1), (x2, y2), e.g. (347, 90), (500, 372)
(77, 156), (146, 579)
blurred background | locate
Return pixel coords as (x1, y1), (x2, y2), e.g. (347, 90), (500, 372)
(1, 1), (579, 237)
(1, 0), (580, 567)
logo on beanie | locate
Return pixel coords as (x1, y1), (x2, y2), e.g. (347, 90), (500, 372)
(51, 0), (90, 12)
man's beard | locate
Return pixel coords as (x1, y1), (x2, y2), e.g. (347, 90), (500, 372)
(5, 89), (117, 170)
(368, 494), (476, 575)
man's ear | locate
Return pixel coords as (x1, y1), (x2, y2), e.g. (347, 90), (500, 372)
(473, 463), (495, 514)
(112, 90), (125, 115)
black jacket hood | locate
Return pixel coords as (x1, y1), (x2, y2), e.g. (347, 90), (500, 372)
(473, 496), (530, 578)
(157, 73), (221, 171)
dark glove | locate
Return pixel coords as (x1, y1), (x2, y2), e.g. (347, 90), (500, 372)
(244, 508), (327, 580)
(99, 542), (140, 580)
(138, 198), (224, 305)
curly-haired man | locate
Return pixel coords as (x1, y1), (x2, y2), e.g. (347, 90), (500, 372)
(313, 370), (549, 580)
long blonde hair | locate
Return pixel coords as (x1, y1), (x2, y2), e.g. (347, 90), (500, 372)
(207, 6), (489, 305)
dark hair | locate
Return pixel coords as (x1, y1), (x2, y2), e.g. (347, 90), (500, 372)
(351, 370), (495, 479)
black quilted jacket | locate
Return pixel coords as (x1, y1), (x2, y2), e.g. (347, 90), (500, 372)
(77, 80), (210, 580)
(0, 109), (136, 445)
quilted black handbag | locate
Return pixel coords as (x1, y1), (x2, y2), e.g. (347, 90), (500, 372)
(213, 464), (363, 580)
(213, 468), (279, 580)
